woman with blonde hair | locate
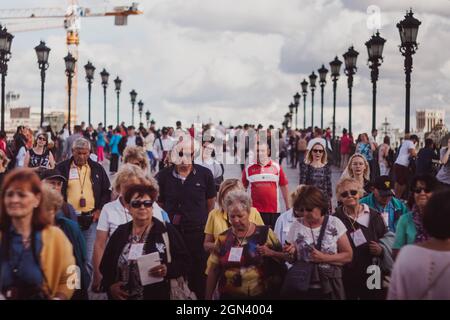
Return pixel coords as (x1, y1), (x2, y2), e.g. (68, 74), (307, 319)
(341, 153), (372, 195)
(299, 141), (332, 205)
(122, 145), (149, 172)
(0, 149), (9, 187)
(203, 178), (264, 253)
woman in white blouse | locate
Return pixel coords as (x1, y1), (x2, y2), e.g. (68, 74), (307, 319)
(388, 190), (450, 300)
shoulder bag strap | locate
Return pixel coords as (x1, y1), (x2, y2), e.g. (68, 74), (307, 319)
(315, 215), (329, 251)
(161, 223), (172, 264)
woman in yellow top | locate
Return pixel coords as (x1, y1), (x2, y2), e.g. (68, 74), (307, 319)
(0, 168), (75, 300)
(203, 178), (264, 253)
(205, 190), (285, 300)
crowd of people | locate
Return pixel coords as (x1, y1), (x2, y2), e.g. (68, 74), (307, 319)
(0, 119), (449, 301)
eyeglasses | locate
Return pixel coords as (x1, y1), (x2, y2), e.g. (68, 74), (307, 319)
(413, 188), (431, 194)
(312, 149), (324, 154)
(5, 190), (30, 198)
(340, 190), (359, 198)
(130, 199), (154, 209)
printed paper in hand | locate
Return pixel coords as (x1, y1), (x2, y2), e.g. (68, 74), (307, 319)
(137, 251), (163, 286)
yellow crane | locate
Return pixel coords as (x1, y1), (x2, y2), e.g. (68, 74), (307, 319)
(0, 1), (142, 126)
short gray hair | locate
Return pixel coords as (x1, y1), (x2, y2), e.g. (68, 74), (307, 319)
(72, 137), (91, 150)
(223, 190), (252, 215)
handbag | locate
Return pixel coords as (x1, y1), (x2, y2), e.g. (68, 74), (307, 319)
(280, 215), (329, 296)
(161, 230), (197, 300)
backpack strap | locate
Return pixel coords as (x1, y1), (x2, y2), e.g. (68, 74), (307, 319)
(315, 215), (329, 251)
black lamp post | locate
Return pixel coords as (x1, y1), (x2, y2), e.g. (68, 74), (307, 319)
(0, 25), (13, 132)
(300, 79), (308, 129)
(293, 92), (300, 130)
(288, 102), (294, 125)
(329, 56), (342, 140)
(284, 113), (290, 129)
(100, 68), (109, 127)
(84, 61), (95, 126)
(343, 46), (359, 135)
(318, 64), (328, 129)
(114, 76), (122, 126)
(145, 110), (151, 127)
(397, 9), (421, 134)
(309, 72), (317, 128)
(138, 100), (144, 124)
(366, 31), (386, 133)
(64, 52), (76, 134)
(130, 89), (137, 126)
(35, 41), (50, 128)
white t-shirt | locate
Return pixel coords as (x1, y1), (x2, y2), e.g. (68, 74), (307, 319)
(274, 208), (294, 245)
(286, 215), (347, 263)
(127, 136), (137, 147)
(395, 140), (415, 167)
(97, 198), (164, 237)
(388, 245), (450, 300)
(15, 146), (27, 167)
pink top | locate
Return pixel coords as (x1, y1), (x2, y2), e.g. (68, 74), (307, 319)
(340, 134), (352, 154)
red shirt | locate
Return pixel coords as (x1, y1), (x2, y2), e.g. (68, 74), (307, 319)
(0, 139), (6, 153)
(340, 134), (352, 154)
(242, 160), (288, 214)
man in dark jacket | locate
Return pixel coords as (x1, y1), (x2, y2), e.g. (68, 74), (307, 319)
(416, 138), (439, 175)
(56, 137), (111, 271)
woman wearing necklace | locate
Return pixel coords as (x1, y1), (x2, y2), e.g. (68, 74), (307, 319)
(92, 165), (169, 294)
(334, 178), (389, 300)
(23, 133), (55, 170)
(393, 174), (439, 259)
(284, 185), (352, 300)
(99, 184), (190, 300)
(0, 169), (75, 300)
(206, 190), (284, 300)
(299, 142), (332, 209)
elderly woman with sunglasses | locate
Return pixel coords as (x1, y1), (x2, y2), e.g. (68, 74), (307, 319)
(23, 133), (55, 170)
(393, 174), (440, 260)
(283, 185), (352, 300)
(334, 178), (390, 300)
(100, 183), (190, 300)
(299, 142), (332, 207)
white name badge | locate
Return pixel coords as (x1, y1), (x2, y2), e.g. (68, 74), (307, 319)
(350, 228), (367, 247)
(128, 243), (145, 260)
(228, 247), (243, 262)
(69, 168), (79, 180)
(381, 212), (389, 227)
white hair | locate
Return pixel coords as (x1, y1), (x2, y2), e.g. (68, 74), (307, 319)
(72, 137), (91, 150)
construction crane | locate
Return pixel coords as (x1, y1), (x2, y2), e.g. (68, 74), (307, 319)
(0, 1), (143, 126)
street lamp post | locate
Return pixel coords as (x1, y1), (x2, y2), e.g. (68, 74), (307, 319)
(301, 79), (308, 129)
(114, 76), (122, 126)
(289, 102), (295, 130)
(329, 56), (342, 140)
(35, 41), (50, 128)
(84, 61), (95, 126)
(293, 92), (300, 130)
(64, 53), (76, 134)
(309, 72), (317, 128)
(0, 25), (13, 132)
(145, 110), (151, 127)
(397, 9), (421, 134)
(100, 68), (109, 127)
(138, 100), (144, 125)
(130, 89), (137, 126)
(318, 64), (328, 129)
(343, 46), (359, 135)
(366, 31), (386, 133)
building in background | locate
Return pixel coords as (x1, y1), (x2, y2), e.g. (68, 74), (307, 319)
(416, 109), (446, 133)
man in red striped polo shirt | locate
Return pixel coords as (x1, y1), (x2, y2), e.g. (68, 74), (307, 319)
(242, 142), (290, 229)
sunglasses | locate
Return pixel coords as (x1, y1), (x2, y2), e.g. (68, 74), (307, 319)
(340, 190), (359, 198)
(312, 149), (324, 154)
(37, 136), (47, 141)
(5, 190), (30, 198)
(294, 207), (314, 217)
(414, 188), (431, 194)
(130, 199), (154, 209)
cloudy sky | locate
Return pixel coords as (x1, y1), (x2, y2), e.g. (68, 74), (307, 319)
(1, 0), (450, 135)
